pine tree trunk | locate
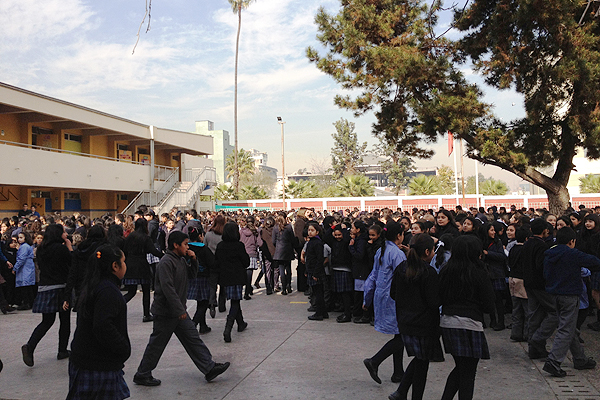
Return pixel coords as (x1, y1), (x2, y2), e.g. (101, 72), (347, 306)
(233, 6), (242, 196)
(547, 185), (571, 216)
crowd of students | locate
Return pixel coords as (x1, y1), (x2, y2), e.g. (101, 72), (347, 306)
(1, 202), (600, 399)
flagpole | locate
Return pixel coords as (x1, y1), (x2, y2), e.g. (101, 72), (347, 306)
(475, 158), (480, 208)
(452, 135), (459, 205)
(460, 139), (466, 207)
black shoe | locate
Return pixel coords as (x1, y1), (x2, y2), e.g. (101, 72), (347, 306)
(0, 358), (3, 373)
(588, 321), (600, 331)
(510, 336), (526, 342)
(143, 315), (154, 323)
(281, 290), (288, 296)
(391, 373), (403, 383)
(21, 344), (34, 367)
(199, 325), (212, 334)
(16, 304), (31, 311)
(133, 374), (162, 386)
(543, 361), (566, 377)
(266, 290), (273, 295)
(336, 314), (352, 323)
(492, 324), (505, 331)
(57, 350), (71, 360)
(205, 362), (230, 382)
(209, 304), (216, 318)
(287, 287), (292, 293)
(237, 321), (248, 332)
(574, 357), (597, 370)
(308, 313), (324, 321)
(363, 358), (381, 384)
(243, 295), (252, 300)
(354, 316), (370, 324)
(388, 391), (404, 400)
(218, 307), (227, 313)
(307, 306), (317, 312)
(254, 282), (261, 289)
(304, 290), (310, 296)
(322, 313), (329, 319)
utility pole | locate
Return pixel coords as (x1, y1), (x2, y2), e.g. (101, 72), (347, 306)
(277, 117), (286, 210)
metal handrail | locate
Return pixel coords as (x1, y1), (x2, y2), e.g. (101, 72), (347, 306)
(155, 167), (216, 215)
(122, 167), (180, 215)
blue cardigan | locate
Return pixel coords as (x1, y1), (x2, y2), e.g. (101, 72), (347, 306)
(13, 243), (35, 287)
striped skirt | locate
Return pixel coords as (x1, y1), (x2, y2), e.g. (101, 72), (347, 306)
(225, 285), (243, 301)
(332, 270), (354, 293)
(491, 278), (507, 291)
(32, 288), (65, 314)
(187, 276), (210, 301)
(122, 278), (151, 286)
(441, 327), (490, 359)
(67, 362), (130, 400)
(401, 334), (445, 362)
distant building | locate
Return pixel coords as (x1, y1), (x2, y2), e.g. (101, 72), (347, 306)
(196, 120), (233, 185)
(248, 148), (278, 180)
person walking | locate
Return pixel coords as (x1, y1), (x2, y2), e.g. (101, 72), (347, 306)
(133, 231), (230, 386)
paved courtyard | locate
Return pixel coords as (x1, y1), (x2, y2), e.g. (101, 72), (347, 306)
(1, 270), (600, 400)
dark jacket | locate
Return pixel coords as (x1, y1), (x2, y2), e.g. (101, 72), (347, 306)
(216, 241), (250, 287)
(305, 236), (325, 281)
(148, 219), (160, 245)
(484, 240), (508, 280)
(151, 250), (198, 318)
(544, 244), (600, 296)
(391, 260), (441, 337)
(70, 274), (131, 371)
(189, 242), (214, 278)
(123, 233), (162, 281)
(522, 236), (550, 290)
(508, 244), (525, 279)
(434, 223), (460, 239)
(272, 224), (295, 261)
(440, 265), (495, 323)
(37, 242), (71, 287)
(349, 231), (370, 279)
(260, 226), (275, 262)
(366, 235), (385, 276)
(324, 229), (352, 270)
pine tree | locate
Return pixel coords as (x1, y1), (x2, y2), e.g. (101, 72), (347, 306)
(330, 118), (368, 179)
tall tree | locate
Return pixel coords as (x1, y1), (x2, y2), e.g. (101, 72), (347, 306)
(335, 174), (375, 197)
(331, 118), (368, 179)
(307, 0), (600, 214)
(228, 0), (256, 196)
(373, 140), (414, 195)
(225, 148), (255, 181)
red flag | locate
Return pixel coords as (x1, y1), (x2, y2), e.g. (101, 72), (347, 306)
(448, 131), (454, 156)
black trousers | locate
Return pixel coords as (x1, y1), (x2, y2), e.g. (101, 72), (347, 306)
(277, 260), (292, 292)
(136, 315), (215, 378)
(123, 284), (151, 317)
(394, 357), (429, 400)
(312, 283), (326, 316)
(371, 334), (404, 377)
(28, 311), (71, 353)
(296, 260), (307, 292)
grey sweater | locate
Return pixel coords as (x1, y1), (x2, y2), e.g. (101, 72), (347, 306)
(151, 250), (198, 318)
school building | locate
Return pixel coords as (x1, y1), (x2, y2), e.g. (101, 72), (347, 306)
(0, 82), (217, 219)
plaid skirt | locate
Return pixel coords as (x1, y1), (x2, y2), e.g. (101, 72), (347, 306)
(401, 334), (445, 362)
(491, 278), (507, 291)
(225, 285), (243, 300)
(67, 362), (130, 400)
(122, 278), (151, 286)
(187, 276), (210, 301)
(332, 270), (354, 293)
(441, 327), (490, 359)
(591, 271), (600, 291)
(32, 288), (64, 314)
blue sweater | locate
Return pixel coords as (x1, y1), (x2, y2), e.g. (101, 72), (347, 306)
(543, 244), (600, 296)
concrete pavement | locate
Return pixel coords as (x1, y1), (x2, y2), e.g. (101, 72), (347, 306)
(1, 270), (599, 400)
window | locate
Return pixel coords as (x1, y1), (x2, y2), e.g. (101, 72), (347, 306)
(64, 192), (81, 200)
(118, 194), (128, 201)
(31, 191), (51, 198)
(117, 144), (129, 151)
(64, 133), (82, 142)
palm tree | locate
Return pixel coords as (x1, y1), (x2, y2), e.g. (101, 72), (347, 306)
(408, 174), (438, 195)
(480, 179), (509, 195)
(215, 184), (237, 200)
(225, 148), (255, 181)
(228, 0), (256, 196)
(580, 174), (600, 194)
(287, 180), (318, 198)
(335, 175), (375, 197)
(240, 185), (267, 200)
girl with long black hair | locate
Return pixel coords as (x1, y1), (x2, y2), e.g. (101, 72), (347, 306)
(22, 224), (73, 367)
(67, 244), (130, 400)
(479, 222), (508, 331)
(388, 233), (443, 400)
(122, 218), (163, 322)
(363, 221), (406, 385)
(439, 235), (495, 400)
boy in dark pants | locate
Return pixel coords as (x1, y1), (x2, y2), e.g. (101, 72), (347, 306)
(134, 231), (229, 386)
(542, 227), (600, 377)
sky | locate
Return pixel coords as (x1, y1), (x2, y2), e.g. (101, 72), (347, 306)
(0, 0), (528, 191)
